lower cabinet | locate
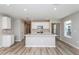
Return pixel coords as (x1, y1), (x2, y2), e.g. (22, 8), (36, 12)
(2, 35), (14, 47)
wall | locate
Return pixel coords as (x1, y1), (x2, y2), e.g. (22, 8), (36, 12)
(14, 19), (24, 41)
(0, 16), (2, 47)
(50, 19), (61, 23)
(56, 23), (60, 35)
(60, 12), (79, 48)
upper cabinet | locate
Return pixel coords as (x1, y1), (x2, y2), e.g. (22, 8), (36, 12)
(1, 16), (11, 29)
(31, 22), (50, 29)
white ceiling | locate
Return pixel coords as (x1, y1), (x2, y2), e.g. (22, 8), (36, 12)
(0, 4), (79, 20)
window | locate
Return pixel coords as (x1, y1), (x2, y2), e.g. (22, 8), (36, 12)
(64, 20), (72, 38)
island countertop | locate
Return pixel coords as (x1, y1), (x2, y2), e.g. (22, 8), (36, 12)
(25, 34), (58, 36)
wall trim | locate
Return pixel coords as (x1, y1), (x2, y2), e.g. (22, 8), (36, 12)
(15, 39), (24, 42)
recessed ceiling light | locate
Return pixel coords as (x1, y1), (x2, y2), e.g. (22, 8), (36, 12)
(24, 9), (27, 11)
(54, 8), (57, 10)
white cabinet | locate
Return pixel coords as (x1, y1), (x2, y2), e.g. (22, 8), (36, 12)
(26, 35), (56, 47)
(2, 17), (11, 29)
(2, 35), (14, 47)
(32, 22), (49, 29)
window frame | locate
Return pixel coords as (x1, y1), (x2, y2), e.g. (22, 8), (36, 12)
(64, 20), (72, 38)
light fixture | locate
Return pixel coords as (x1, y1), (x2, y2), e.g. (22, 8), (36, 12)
(54, 7), (57, 10)
(24, 9), (27, 11)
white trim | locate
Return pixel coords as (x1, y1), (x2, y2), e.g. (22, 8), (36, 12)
(15, 40), (22, 42)
(64, 35), (72, 39)
(64, 20), (72, 38)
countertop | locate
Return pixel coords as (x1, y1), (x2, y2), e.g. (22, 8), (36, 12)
(25, 34), (58, 36)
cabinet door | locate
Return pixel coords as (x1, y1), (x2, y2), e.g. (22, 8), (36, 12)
(2, 35), (12, 47)
(2, 17), (11, 29)
(2, 17), (8, 29)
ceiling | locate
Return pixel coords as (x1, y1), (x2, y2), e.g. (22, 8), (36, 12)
(0, 4), (79, 20)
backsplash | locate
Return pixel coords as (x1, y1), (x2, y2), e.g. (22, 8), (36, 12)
(2, 29), (13, 34)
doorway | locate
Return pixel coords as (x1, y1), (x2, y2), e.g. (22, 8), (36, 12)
(51, 23), (60, 35)
(24, 21), (31, 34)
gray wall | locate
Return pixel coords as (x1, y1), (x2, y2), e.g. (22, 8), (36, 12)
(0, 16), (2, 47)
(56, 23), (60, 35)
(14, 19), (24, 41)
(60, 12), (79, 48)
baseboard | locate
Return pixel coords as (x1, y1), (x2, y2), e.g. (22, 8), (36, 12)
(15, 38), (21, 42)
(58, 39), (79, 54)
(15, 39), (24, 42)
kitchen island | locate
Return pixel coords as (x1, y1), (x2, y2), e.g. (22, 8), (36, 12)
(25, 34), (57, 47)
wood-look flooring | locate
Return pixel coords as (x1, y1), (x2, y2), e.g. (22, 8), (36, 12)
(0, 40), (78, 55)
